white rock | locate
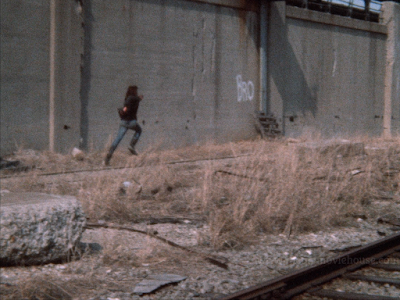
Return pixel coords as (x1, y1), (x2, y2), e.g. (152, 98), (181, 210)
(71, 147), (85, 160)
(123, 181), (132, 188)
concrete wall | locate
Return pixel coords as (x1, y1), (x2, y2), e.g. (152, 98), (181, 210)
(268, 2), (388, 138)
(0, 0), (82, 155)
(1, 0), (50, 154)
(1, 0), (399, 155)
(82, 0), (260, 152)
(0, 0), (260, 155)
(52, 1), (83, 153)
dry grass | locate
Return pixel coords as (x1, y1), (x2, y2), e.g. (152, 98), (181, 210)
(204, 137), (400, 248)
(0, 270), (129, 300)
(1, 275), (75, 300)
(1, 136), (400, 299)
(2, 137), (400, 251)
(0, 231), (188, 300)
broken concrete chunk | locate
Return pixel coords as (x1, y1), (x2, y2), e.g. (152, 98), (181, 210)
(133, 274), (187, 295)
(0, 192), (86, 266)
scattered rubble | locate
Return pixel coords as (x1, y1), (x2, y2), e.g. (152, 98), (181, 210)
(1, 220), (399, 300)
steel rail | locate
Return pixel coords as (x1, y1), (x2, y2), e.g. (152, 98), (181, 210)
(218, 232), (400, 300)
(0, 153), (250, 180)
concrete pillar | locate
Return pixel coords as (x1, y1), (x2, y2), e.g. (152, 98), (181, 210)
(382, 1), (400, 138)
(50, 0), (83, 153)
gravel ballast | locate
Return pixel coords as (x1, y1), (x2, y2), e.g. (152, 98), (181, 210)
(1, 217), (399, 299)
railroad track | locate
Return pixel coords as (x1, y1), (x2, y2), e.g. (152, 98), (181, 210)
(0, 154), (250, 180)
(219, 232), (400, 300)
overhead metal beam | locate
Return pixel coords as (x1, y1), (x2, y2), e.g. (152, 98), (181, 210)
(186, 0), (259, 11)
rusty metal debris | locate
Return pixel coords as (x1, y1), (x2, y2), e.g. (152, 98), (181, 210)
(0, 157), (31, 172)
(254, 112), (281, 139)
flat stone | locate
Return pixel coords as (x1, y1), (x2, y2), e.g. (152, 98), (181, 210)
(0, 192), (86, 266)
(133, 274), (187, 295)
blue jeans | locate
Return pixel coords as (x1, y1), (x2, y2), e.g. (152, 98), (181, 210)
(109, 119), (142, 155)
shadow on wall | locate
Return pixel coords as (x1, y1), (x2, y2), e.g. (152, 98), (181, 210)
(267, 2), (317, 135)
(79, 0), (92, 150)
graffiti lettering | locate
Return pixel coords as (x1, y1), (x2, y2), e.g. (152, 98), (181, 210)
(236, 75), (254, 102)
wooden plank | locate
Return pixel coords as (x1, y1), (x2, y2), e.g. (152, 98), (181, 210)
(371, 263), (400, 272)
(390, 252), (400, 258)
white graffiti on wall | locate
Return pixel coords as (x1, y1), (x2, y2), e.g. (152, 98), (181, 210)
(236, 75), (254, 102)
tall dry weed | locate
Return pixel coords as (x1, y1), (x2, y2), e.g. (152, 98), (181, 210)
(78, 174), (140, 221)
(2, 137), (399, 251)
(201, 138), (400, 249)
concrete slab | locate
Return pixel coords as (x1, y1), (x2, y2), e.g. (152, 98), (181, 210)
(0, 192), (86, 266)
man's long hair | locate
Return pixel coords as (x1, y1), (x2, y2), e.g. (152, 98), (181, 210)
(125, 85), (138, 99)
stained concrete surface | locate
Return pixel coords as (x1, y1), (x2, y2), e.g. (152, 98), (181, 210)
(0, 192), (86, 266)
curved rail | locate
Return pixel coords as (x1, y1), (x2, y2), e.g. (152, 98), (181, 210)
(219, 232), (400, 300)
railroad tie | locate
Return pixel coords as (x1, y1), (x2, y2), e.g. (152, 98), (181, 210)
(309, 288), (400, 300)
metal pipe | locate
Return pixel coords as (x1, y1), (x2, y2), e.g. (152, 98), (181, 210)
(260, 0), (268, 113)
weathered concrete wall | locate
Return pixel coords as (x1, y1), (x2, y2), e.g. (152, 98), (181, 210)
(0, 0), (83, 155)
(83, 0), (260, 152)
(1, 0), (398, 155)
(1, 0), (259, 155)
(0, 0), (50, 154)
(268, 2), (387, 138)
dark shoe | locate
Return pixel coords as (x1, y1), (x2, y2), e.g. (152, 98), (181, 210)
(104, 153), (112, 166)
(128, 146), (138, 155)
